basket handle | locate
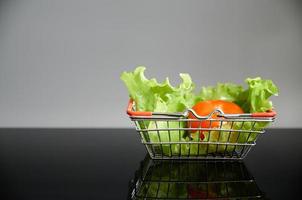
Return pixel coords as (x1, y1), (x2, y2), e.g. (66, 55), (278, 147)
(251, 110), (277, 118)
(215, 110), (276, 118)
(127, 99), (152, 116)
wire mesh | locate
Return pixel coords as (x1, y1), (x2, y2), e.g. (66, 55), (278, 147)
(131, 116), (273, 159)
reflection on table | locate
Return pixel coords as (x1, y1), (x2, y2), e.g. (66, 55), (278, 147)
(128, 155), (265, 199)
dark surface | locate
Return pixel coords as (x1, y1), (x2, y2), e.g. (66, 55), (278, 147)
(0, 128), (300, 199)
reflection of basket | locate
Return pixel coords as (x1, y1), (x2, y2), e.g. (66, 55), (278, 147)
(128, 155), (265, 199)
(127, 99), (276, 159)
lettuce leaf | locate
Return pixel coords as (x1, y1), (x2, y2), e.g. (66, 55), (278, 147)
(237, 77), (279, 113)
(195, 77), (278, 113)
(120, 66), (197, 113)
(196, 83), (244, 102)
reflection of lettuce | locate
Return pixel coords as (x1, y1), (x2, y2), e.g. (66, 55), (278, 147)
(121, 67), (278, 156)
(131, 156), (263, 199)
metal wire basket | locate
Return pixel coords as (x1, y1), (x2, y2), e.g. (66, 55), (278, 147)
(127, 99), (276, 160)
(128, 155), (266, 199)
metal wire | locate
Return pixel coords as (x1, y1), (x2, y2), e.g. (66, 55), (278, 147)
(130, 105), (274, 160)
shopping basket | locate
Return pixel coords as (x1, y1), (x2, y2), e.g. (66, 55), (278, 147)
(127, 99), (276, 160)
(128, 155), (265, 199)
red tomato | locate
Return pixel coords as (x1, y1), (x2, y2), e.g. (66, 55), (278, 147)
(188, 100), (244, 140)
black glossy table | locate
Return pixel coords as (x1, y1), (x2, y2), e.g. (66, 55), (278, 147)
(0, 128), (300, 199)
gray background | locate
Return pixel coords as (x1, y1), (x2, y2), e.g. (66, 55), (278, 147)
(0, 0), (301, 128)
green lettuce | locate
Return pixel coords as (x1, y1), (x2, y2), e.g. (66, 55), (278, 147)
(120, 66), (197, 113)
(237, 77), (279, 113)
(121, 66), (278, 157)
(196, 83), (244, 102)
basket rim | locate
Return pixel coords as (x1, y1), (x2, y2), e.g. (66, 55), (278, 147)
(127, 99), (277, 119)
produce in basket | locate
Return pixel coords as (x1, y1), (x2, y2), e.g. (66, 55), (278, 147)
(121, 66), (278, 157)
